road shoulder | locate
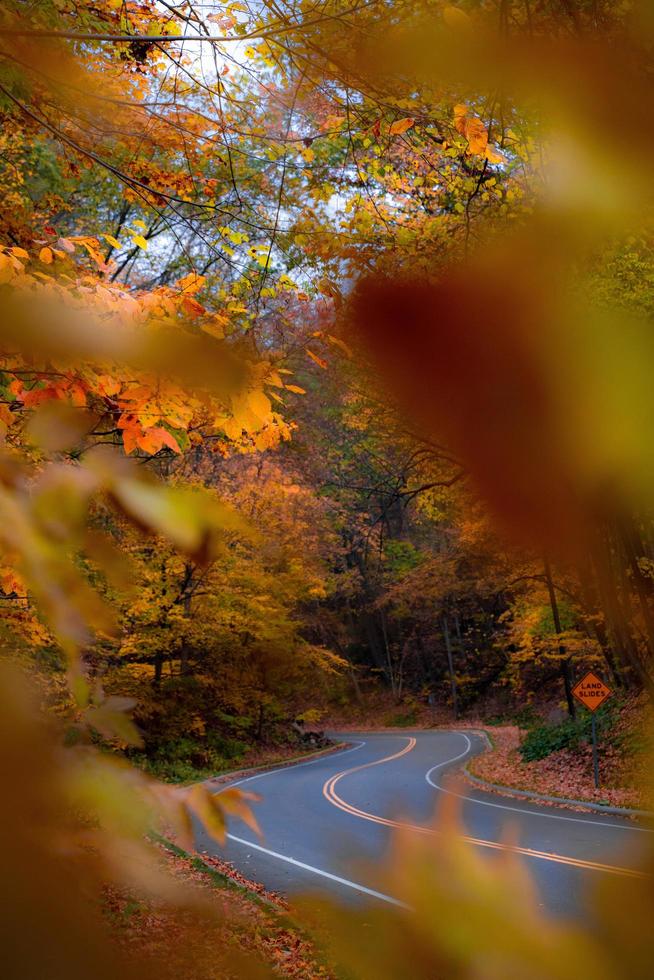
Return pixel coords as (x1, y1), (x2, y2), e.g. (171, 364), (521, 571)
(204, 739), (353, 791)
(460, 727), (652, 818)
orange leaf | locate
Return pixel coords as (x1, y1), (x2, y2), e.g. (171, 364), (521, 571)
(182, 296), (206, 318)
(177, 272), (206, 294)
(389, 117), (415, 136)
(122, 423), (141, 455)
(69, 383), (87, 407)
(305, 348), (328, 369)
(157, 428), (182, 453)
(453, 104), (489, 155)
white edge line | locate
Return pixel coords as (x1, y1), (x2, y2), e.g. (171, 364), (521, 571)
(426, 732), (653, 834)
(225, 832), (410, 909)
(210, 740), (399, 907)
(216, 739), (367, 792)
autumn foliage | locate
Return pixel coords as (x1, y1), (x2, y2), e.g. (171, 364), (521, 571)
(2, 1), (654, 978)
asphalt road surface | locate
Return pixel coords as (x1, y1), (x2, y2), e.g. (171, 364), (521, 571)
(194, 731), (651, 917)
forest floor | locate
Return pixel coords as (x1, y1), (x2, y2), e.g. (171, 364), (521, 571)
(104, 839), (334, 980)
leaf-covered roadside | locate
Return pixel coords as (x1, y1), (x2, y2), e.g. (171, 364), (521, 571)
(468, 695), (653, 811)
(104, 840), (334, 980)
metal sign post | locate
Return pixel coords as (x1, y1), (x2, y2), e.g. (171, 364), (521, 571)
(571, 671), (612, 790)
(591, 714), (600, 789)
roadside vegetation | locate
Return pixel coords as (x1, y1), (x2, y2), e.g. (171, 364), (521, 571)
(469, 694), (652, 809)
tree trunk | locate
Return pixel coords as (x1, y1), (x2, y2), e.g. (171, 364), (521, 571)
(442, 615), (458, 719)
(380, 608), (398, 701)
(543, 557), (576, 718)
(153, 652), (163, 688)
(179, 575), (193, 676)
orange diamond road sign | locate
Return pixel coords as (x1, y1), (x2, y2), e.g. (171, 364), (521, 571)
(572, 671), (612, 712)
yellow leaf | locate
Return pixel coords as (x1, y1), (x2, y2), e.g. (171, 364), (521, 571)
(284, 384), (306, 395)
(39, 247), (53, 264)
(0, 254), (14, 283)
(246, 389), (272, 420)
(389, 117), (415, 136)
(222, 416), (243, 440)
(103, 234), (122, 249)
(202, 315), (227, 339)
(10, 247), (29, 260)
(131, 235), (148, 250)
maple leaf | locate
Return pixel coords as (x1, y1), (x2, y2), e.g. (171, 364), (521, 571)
(136, 426), (181, 454)
(95, 375), (122, 398)
(246, 389), (272, 422)
(122, 422), (142, 455)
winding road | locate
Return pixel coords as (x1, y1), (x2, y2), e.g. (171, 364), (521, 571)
(194, 731), (651, 917)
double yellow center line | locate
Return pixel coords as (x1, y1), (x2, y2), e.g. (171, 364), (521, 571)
(322, 737), (646, 879)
